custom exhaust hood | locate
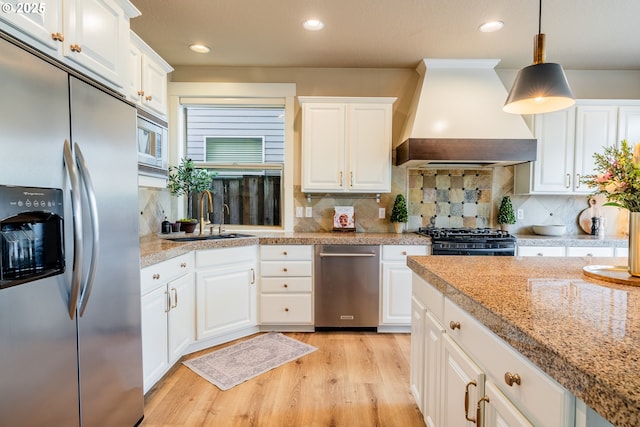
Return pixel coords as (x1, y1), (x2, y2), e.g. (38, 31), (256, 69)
(395, 59), (537, 168)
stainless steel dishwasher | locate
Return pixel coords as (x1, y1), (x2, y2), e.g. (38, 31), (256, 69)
(314, 245), (380, 328)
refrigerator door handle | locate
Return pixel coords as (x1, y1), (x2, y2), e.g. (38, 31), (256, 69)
(63, 140), (83, 319)
(74, 142), (100, 317)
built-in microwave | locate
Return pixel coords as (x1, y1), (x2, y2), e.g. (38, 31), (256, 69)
(137, 108), (168, 177)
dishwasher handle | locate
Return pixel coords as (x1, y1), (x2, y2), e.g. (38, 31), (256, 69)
(319, 252), (377, 257)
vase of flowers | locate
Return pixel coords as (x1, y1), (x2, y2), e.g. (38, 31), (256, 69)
(582, 140), (640, 276)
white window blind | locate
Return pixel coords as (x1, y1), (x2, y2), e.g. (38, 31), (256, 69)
(205, 137), (264, 163)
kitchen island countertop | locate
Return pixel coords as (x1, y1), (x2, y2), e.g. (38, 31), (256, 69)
(140, 232), (429, 268)
(407, 255), (639, 427)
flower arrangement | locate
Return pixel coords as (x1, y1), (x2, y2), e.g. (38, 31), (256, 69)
(581, 140), (640, 212)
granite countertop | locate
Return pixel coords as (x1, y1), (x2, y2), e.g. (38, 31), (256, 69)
(407, 255), (639, 427)
(515, 233), (628, 247)
(140, 232), (429, 268)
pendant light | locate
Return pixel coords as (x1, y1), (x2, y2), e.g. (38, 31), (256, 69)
(503, 0), (575, 114)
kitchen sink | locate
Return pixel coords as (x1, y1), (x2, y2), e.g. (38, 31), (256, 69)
(166, 233), (254, 242)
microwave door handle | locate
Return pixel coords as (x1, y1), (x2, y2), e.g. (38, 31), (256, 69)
(63, 140), (83, 320)
(74, 142), (100, 317)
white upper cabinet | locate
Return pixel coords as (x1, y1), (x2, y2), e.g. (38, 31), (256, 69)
(515, 100), (640, 195)
(572, 105), (618, 193)
(618, 106), (640, 144)
(299, 96), (395, 193)
(0, 0), (139, 91)
(128, 31), (173, 117)
(0, 0), (60, 52)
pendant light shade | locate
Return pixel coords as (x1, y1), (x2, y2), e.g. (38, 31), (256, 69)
(504, 1), (575, 114)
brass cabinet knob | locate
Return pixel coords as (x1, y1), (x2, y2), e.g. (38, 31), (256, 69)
(283, 251), (288, 255)
(449, 320), (461, 330)
(283, 267), (288, 272)
(283, 283), (288, 288)
(70, 44), (82, 53)
(504, 372), (521, 386)
(145, 95), (152, 101)
(51, 32), (64, 42)
(180, 262), (187, 268)
(152, 273), (160, 280)
(137, 90), (145, 96)
(284, 307), (289, 312)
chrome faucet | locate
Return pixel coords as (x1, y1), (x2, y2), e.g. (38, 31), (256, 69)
(219, 203), (229, 234)
(199, 190), (213, 236)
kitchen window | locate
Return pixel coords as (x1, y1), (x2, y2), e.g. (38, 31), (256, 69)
(183, 105), (285, 227)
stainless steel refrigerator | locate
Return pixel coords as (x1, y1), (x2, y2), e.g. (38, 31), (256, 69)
(0, 33), (144, 426)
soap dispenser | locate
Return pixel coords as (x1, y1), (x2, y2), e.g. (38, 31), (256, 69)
(161, 216), (171, 234)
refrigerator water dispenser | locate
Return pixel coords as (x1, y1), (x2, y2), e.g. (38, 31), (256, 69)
(0, 185), (65, 289)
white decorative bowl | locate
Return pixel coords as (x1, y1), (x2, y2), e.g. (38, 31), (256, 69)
(532, 225), (567, 236)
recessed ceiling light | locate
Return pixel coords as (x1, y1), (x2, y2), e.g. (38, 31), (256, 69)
(303, 19), (324, 31)
(189, 44), (211, 54)
(478, 21), (504, 33)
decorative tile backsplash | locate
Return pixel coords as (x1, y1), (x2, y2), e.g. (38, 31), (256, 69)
(142, 165), (624, 237)
(408, 169), (493, 229)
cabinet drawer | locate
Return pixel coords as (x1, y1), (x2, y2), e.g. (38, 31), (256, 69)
(382, 245), (428, 261)
(444, 299), (572, 427)
(412, 273), (444, 322)
(141, 252), (193, 294)
(260, 261), (312, 277)
(260, 294), (313, 324)
(566, 246), (614, 257)
(260, 245), (313, 261)
(261, 277), (312, 293)
(517, 246), (565, 257)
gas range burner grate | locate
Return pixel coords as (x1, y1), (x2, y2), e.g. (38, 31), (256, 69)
(416, 227), (512, 240)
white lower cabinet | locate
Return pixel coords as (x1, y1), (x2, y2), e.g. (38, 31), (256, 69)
(441, 334), (485, 426)
(259, 245), (314, 327)
(410, 296), (426, 413)
(412, 273), (575, 427)
(380, 245), (429, 329)
(140, 252), (195, 393)
(195, 246), (258, 340)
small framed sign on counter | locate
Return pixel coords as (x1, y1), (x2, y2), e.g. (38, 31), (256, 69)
(333, 206), (355, 232)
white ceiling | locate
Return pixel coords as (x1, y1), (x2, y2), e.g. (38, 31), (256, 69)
(129, 0), (640, 71)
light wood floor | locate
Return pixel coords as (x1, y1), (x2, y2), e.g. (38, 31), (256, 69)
(141, 331), (426, 427)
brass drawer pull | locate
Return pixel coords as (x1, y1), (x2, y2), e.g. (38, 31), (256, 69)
(70, 44), (82, 53)
(51, 32), (64, 42)
(464, 381), (477, 422)
(180, 262), (187, 268)
(152, 273), (160, 280)
(449, 321), (461, 330)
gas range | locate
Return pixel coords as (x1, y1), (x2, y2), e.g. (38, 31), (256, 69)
(416, 227), (516, 256)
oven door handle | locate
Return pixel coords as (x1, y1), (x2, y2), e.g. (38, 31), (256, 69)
(433, 247), (515, 255)
(74, 142), (100, 317)
(319, 252), (377, 257)
(63, 140), (83, 320)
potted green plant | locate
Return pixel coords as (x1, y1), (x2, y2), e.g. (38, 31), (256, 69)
(497, 195), (516, 232)
(167, 158), (212, 233)
(390, 194), (408, 234)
